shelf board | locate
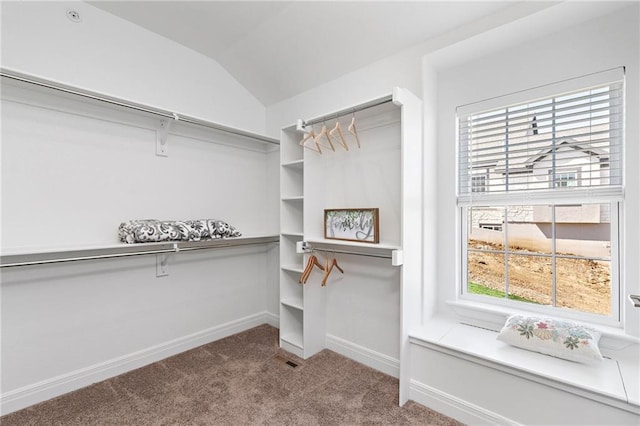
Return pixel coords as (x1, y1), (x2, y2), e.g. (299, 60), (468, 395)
(281, 159), (304, 169)
(280, 333), (303, 349)
(304, 238), (400, 251)
(0, 235), (280, 268)
(302, 238), (402, 264)
(281, 232), (304, 238)
(281, 298), (304, 311)
(281, 196), (304, 202)
(281, 264), (304, 273)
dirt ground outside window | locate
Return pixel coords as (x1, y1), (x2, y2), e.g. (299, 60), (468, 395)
(468, 240), (611, 316)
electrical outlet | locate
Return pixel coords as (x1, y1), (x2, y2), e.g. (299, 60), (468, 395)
(156, 254), (169, 277)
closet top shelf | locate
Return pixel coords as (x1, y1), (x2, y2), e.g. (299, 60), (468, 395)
(301, 94), (394, 128)
(0, 68), (279, 146)
(0, 235), (279, 268)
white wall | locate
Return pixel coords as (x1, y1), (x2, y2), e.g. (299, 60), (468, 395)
(0, 77), (279, 415)
(264, 2), (560, 137)
(0, 1), (265, 134)
(303, 110), (403, 364)
(415, 4), (640, 424)
(1, 81), (275, 250)
(0, 1), (279, 415)
(427, 3), (640, 335)
(264, 0), (595, 382)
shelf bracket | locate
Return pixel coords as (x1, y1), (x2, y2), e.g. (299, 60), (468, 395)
(156, 114), (179, 157)
(296, 118), (307, 132)
(391, 250), (403, 266)
(156, 253), (169, 277)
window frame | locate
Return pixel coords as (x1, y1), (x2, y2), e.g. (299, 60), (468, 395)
(456, 68), (625, 327)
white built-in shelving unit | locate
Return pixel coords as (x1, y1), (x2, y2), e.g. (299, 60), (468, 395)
(279, 131), (307, 357)
(279, 88), (422, 404)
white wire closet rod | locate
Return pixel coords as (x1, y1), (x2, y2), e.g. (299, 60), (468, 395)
(0, 236), (279, 268)
(301, 95), (394, 128)
(0, 68), (279, 146)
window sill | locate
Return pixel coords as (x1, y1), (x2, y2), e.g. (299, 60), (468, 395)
(446, 299), (640, 350)
(410, 317), (640, 412)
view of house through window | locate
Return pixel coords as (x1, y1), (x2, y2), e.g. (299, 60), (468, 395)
(457, 70), (623, 320)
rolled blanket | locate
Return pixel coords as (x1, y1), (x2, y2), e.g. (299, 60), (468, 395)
(118, 219), (241, 243)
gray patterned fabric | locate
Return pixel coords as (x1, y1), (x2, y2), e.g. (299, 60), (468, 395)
(118, 219), (242, 244)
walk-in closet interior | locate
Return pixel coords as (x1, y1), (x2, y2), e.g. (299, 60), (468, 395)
(1, 1), (639, 425)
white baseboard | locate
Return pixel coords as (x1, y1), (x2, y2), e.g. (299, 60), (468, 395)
(263, 311), (279, 328)
(409, 379), (520, 426)
(325, 334), (399, 378)
(0, 311), (275, 416)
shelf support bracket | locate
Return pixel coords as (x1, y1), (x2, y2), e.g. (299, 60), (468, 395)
(391, 250), (403, 266)
(156, 114), (179, 157)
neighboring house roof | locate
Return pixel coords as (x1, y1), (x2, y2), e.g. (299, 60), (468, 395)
(524, 138), (608, 166)
(493, 138), (609, 174)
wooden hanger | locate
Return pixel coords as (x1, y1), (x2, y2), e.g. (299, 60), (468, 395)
(348, 115), (361, 148)
(314, 123), (335, 152)
(300, 255), (325, 284)
(300, 127), (322, 153)
(329, 119), (349, 151)
(321, 257), (344, 286)
(299, 255), (316, 283)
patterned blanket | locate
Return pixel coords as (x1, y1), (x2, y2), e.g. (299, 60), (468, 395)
(118, 219), (242, 244)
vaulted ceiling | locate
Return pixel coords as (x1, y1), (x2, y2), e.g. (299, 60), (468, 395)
(89, 1), (548, 106)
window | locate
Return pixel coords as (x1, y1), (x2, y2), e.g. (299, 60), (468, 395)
(552, 171), (578, 188)
(479, 223), (502, 231)
(457, 69), (624, 323)
(471, 175), (487, 193)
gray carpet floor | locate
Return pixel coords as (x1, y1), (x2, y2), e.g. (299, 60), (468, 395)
(1, 324), (464, 425)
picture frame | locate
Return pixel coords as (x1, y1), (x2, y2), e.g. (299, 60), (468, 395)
(324, 208), (379, 244)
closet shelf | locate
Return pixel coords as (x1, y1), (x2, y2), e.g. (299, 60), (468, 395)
(281, 196), (304, 202)
(301, 239), (403, 265)
(281, 298), (304, 311)
(281, 232), (304, 238)
(0, 235), (279, 268)
(281, 264), (304, 274)
(1, 68), (279, 146)
(280, 333), (304, 350)
(281, 159), (304, 170)
(303, 238), (400, 251)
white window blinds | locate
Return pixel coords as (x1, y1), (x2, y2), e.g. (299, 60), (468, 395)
(457, 68), (624, 205)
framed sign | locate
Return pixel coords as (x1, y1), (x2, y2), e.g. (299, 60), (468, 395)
(324, 208), (379, 244)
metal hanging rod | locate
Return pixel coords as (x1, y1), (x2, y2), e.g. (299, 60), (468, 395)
(299, 240), (403, 266)
(0, 248), (175, 268)
(0, 68), (279, 145)
(0, 236), (279, 268)
(301, 95), (394, 128)
(302, 246), (392, 260)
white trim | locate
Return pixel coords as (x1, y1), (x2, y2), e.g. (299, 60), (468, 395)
(446, 299), (639, 348)
(263, 311), (280, 328)
(456, 67), (624, 116)
(0, 311), (275, 416)
(409, 379), (521, 426)
(325, 334), (400, 378)
(410, 324), (640, 414)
